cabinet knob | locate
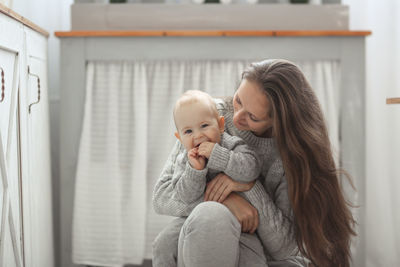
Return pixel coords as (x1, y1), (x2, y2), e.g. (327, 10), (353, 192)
(27, 66), (41, 114)
(386, 98), (400, 104)
(0, 67), (4, 103)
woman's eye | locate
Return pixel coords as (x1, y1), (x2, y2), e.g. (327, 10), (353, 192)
(236, 97), (242, 105)
(249, 115), (259, 122)
(184, 129), (192, 134)
(201, 124), (209, 128)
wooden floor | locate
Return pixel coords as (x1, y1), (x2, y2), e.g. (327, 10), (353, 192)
(124, 260), (153, 267)
(87, 260), (152, 267)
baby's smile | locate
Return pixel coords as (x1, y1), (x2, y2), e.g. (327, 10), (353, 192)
(194, 139), (209, 148)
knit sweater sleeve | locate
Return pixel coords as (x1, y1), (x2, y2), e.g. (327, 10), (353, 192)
(152, 141), (207, 217)
(207, 133), (261, 183)
(240, 159), (298, 260)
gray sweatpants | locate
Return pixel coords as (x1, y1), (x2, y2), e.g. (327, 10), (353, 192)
(152, 202), (306, 267)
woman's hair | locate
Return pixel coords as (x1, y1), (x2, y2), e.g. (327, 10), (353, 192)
(242, 59), (356, 267)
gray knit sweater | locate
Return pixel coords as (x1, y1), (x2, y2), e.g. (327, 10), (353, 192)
(153, 98), (298, 261)
(155, 131), (260, 208)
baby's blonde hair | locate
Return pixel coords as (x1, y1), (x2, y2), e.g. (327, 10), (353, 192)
(173, 90), (219, 129)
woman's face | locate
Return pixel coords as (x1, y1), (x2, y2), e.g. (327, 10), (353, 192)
(233, 79), (273, 137)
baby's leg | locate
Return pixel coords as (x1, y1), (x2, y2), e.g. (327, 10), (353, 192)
(152, 217), (186, 267)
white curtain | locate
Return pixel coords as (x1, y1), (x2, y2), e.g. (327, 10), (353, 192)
(72, 59), (341, 265)
(300, 61), (341, 163)
(342, 0), (400, 266)
(73, 63), (148, 266)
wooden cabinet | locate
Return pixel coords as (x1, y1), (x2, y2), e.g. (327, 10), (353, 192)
(0, 9), (53, 267)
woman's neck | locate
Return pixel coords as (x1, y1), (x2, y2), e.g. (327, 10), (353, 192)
(254, 127), (273, 138)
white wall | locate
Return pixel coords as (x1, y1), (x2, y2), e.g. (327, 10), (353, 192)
(343, 0), (400, 266)
(13, 0), (72, 100)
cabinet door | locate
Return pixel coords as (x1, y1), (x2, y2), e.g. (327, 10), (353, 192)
(20, 26), (54, 267)
(0, 14), (24, 267)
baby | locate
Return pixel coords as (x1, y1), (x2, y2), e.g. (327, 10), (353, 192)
(152, 90), (261, 267)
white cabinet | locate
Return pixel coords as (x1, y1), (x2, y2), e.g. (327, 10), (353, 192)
(0, 10), (53, 267)
(21, 26), (54, 267)
(0, 13), (24, 267)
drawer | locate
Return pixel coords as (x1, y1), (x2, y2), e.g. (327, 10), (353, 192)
(0, 11), (23, 50)
(24, 25), (47, 60)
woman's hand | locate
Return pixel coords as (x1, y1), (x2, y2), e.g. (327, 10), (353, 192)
(204, 173), (255, 203)
(222, 193), (259, 234)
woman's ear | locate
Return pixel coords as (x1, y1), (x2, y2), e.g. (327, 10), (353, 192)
(174, 132), (181, 140)
(218, 116), (225, 133)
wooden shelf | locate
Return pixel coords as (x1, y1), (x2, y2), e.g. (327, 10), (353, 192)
(387, 98), (400, 104)
(55, 30), (372, 38)
(0, 3), (49, 37)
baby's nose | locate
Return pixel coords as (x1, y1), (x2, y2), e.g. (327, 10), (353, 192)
(194, 130), (204, 139)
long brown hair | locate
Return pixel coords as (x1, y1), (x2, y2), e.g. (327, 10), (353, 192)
(242, 59), (356, 267)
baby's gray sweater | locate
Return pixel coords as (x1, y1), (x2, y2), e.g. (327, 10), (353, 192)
(161, 131), (261, 206)
(153, 98), (298, 261)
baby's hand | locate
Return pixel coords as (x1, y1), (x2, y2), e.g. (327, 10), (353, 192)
(198, 142), (215, 159)
(188, 147), (206, 170)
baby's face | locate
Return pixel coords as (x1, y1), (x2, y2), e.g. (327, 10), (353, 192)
(175, 101), (224, 151)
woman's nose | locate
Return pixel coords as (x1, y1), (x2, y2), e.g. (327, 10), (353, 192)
(234, 109), (245, 121)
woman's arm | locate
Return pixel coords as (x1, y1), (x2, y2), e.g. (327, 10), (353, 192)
(222, 192), (259, 234)
(240, 160), (298, 261)
(152, 141), (207, 217)
(204, 173), (255, 203)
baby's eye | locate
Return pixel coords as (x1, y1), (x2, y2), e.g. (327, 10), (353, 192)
(201, 124), (209, 128)
(184, 129), (192, 134)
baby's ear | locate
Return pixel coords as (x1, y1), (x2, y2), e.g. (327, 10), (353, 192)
(218, 116), (225, 133)
(174, 132), (181, 140)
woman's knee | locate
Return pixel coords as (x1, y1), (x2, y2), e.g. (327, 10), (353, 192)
(184, 201), (241, 234)
(177, 202), (241, 267)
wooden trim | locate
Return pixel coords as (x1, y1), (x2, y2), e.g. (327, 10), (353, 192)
(274, 30), (372, 36)
(55, 30), (372, 38)
(224, 31), (274, 36)
(164, 31), (225, 37)
(54, 31), (165, 37)
(386, 98), (400, 104)
(0, 3), (49, 37)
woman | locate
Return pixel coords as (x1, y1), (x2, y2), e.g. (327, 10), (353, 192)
(153, 59), (356, 267)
